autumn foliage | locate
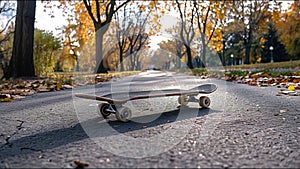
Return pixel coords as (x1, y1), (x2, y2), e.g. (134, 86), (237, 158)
(0, 0), (299, 78)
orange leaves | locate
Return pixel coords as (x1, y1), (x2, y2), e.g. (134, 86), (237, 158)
(149, 1), (156, 8)
(100, 5), (106, 13)
(139, 5), (146, 11)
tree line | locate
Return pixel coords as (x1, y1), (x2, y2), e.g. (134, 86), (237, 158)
(0, 0), (299, 79)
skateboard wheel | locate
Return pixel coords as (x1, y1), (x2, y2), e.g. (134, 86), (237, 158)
(178, 95), (189, 106)
(115, 107), (132, 122)
(199, 96), (210, 108)
(99, 103), (111, 118)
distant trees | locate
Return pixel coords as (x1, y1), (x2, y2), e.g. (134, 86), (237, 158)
(175, 0), (195, 69)
(83, 0), (130, 73)
(1, 0), (300, 79)
(229, 0), (271, 64)
(194, 0), (228, 67)
(114, 4), (150, 71)
(277, 0), (300, 58)
(261, 23), (288, 63)
(34, 29), (61, 76)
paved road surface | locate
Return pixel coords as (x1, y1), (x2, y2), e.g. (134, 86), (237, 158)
(0, 71), (299, 168)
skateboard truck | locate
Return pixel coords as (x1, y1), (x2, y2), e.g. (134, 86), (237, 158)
(105, 104), (117, 113)
(178, 95), (210, 107)
(98, 103), (132, 122)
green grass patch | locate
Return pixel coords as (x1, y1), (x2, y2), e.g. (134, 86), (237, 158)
(225, 60), (300, 70)
(226, 70), (248, 77)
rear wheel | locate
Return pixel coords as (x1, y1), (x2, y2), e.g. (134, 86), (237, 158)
(178, 95), (189, 106)
(98, 103), (111, 118)
(115, 107), (132, 122)
(199, 96), (210, 108)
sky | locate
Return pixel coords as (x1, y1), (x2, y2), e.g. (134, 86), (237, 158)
(35, 1), (67, 37)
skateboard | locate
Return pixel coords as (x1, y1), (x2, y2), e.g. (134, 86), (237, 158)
(75, 83), (217, 122)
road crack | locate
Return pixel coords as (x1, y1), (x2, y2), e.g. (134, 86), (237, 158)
(20, 147), (43, 152)
(16, 120), (24, 130)
(0, 120), (25, 148)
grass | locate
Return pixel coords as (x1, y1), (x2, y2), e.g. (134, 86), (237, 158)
(224, 60), (300, 70)
(172, 60), (300, 78)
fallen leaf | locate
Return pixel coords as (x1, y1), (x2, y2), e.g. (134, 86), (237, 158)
(11, 95), (25, 99)
(250, 74), (260, 79)
(288, 85), (295, 91)
(0, 94), (11, 99)
(288, 92), (299, 96)
(56, 80), (62, 90)
(37, 86), (51, 92)
(62, 84), (73, 89)
(293, 79), (300, 83)
(280, 90), (295, 95)
(0, 98), (13, 102)
(73, 160), (89, 167)
(280, 109), (287, 113)
(262, 73), (269, 77)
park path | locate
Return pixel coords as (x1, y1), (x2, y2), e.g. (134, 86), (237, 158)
(0, 71), (299, 168)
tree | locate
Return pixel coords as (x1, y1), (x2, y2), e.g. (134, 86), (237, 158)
(277, 0), (300, 58)
(193, 0), (227, 67)
(158, 39), (185, 69)
(0, 1), (15, 45)
(230, 0), (270, 64)
(112, 1), (162, 71)
(33, 29), (61, 76)
(126, 8), (151, 70)
(261, 23), (288, 63)
(222, 21), (245, 65)
(5, 1), (36, 79)
(83, 0), (130, 73)
(61, 20), (86, 72)
(114, 5), (131, 71)
(157, 40), (182, 69)
(0, 1), (15, 78)
(175, 0), (196, 69)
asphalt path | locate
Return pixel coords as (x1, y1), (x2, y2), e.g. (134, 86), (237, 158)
(0, 71), (299, 168)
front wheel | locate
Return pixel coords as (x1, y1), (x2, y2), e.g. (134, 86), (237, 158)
(115, 107), (132, 122)
(199, 96), (210, 108)
(98, 103), (111, 118)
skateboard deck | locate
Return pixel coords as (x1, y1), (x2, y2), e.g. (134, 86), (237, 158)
(75, 83), (217, 122)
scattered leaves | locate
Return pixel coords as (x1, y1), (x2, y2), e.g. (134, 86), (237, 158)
(73, 160), (89, 167)
(223, 69), (300, 94)
(0, 71), (140, 102)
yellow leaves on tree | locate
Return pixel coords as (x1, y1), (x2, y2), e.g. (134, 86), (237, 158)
(139, 5), (146, 11)
(276, 1), (300, 57)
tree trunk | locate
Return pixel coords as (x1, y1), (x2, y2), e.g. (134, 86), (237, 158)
(244, 28), (252, 64)
(176, 54), (181, 69)
(244, 41), (251, 64)
(6, 1), (36, 79)
(119, 48), (124, 71)
(195, 57), (201, 68)
(222, 35), (226, 66)
(201, 34), (207, 68)
(95, 23), (109, 73)
(76, 56), (80, 71)
(185, 44), (193, 69)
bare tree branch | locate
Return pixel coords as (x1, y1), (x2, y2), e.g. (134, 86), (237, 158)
(83, 0), (97, 24)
